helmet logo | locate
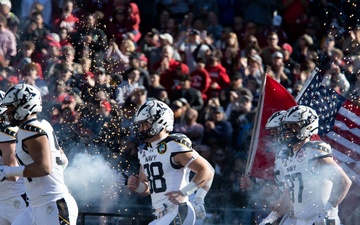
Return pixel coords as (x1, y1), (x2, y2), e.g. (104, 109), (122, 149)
(296, 149), (306, 162)
(157, 142), (167, 154)
(19, 86), (38, 106)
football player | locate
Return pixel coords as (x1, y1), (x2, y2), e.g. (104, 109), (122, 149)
(0, 84), (78, 225)
(275, 105), (351, 225)
(240, 110), (293, 225)
(257, 110), (293, 225)
(0, 90), (28, 225)
(127, 99), (214, 225)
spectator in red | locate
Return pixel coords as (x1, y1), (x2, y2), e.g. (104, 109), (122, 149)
(118, 0), (141, 43)
(52, 0), (79, 34)
(42, 39), (62, 79)
(153, 45), (189, 95)
(190, 57), (211, 102)
(58, 27), (71, 47)
(205, 51), (230, 99)
(281, 42), (296, 72)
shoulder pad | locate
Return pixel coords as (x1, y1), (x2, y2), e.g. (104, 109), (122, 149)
(0, 123), (16, 138)
(162, 133), (192, 149)
(3, 127), (17, 138)
(20, 123), (46, 135)
(0, 124), (17, 141)
(303, 141), (332, 154)
(0, 123), (8, 132)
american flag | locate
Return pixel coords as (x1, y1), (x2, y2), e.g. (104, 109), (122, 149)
(296, 70), (360, 185)
(297, 71), (346, 136)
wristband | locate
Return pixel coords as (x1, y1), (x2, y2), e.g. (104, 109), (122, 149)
(195, 188), (207, 199)
(135, 182), (146, 193)
(323, 202), (335, 212)
(265, 211), (279, 223)
(3, 166), (25, 177)
(180, 181), (198, 196)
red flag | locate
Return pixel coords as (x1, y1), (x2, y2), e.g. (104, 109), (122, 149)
(246, 75), (297, 180)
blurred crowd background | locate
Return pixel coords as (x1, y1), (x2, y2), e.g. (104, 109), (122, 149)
(0, 0), (360, 224)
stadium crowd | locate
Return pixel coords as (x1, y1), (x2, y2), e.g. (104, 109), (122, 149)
(0, 0), (360, 224)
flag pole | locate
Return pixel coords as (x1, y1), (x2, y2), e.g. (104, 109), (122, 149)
(245, 67), (268, 176)
(294, 67), (319, 102)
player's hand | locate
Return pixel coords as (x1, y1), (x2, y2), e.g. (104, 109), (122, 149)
(0, 166), (6, 182)
(116, 172), (128, 186)
(192, 198), (206, 219)
(314, 212), (335, 225)
(240, 175), (254, 190)
(314, 202), (336, 225)
(164, 190), (185, 205)
(259, 220), (272, 225)
(314, 214), (327, 225)
(127, 174), (140, 192)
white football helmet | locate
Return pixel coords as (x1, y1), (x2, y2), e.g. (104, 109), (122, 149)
(134, 100), (174, 143)
(2, 84), (42, 121)
(281, 105), (318, 143)
(265, 110), (286, 142)
(0, 90), (7, 116)
(265, 110), (286, 130)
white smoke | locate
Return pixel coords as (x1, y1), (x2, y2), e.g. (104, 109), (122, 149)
(64, 151), (124, 211)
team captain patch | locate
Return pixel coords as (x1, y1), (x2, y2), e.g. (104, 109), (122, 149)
(157, 142), (167, 154)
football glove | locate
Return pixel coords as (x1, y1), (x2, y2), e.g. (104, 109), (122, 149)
(0, 166), (6, 182)
(314, 202), (336, 225)
(116, 172), (128, 186)
(192, 198), (206, 220)
(259, 211), (279, 225)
